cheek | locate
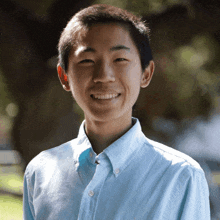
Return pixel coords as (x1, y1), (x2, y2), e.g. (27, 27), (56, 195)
(67, 76), (82, 99)
(68, 69), (86, 88)
(123, 66), (142, 89)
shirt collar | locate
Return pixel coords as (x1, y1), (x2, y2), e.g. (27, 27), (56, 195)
(72, 121), (96, 166)
(104, 118), (146, 176)
(72, 117), (146, 176)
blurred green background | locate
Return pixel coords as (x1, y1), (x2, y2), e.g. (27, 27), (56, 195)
(1, 0), (220, 219)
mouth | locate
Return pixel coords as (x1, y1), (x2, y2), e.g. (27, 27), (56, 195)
(91, 93), (120, 100)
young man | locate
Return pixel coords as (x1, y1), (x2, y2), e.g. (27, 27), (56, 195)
(23, 4), (210, 220)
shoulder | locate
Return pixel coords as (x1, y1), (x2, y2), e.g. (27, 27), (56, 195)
(142, 139), (210, 218)
(147, 138), (201, 169)
(140, 137), (209, 193)
(25, 138), (78, 176)
(139, 137), (205, 182)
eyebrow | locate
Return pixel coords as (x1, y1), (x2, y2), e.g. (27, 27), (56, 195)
(81, 47), (96, 53)
(109, 45), (130, 52)
(79, 45), (130, 54)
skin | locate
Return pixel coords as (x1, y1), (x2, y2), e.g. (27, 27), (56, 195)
(57, 23), (155, 154)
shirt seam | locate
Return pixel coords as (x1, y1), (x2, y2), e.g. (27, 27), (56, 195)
(146, 140), (204, 174)
(24, 169), (35, 218)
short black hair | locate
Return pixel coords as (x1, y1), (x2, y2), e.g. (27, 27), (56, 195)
(58, 4), (153, 72)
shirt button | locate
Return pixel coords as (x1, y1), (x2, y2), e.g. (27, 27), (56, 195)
(90, 152), (93, 158)
(115, 168), (120, 174)
(88, 190), (94, 197)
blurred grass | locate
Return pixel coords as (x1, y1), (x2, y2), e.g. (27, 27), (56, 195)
(0, 165), (23, 220)
(0, 195), (23, 220)
(212, 172), (220, 186)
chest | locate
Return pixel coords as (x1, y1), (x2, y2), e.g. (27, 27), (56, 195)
(32, 161), (182, 220)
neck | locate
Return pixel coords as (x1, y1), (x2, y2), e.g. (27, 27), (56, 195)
(85, 116), (132, 154)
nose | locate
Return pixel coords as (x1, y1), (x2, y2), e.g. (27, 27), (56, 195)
(93, 61), (115, 83)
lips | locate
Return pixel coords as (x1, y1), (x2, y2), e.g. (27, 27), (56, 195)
(91, 93), (120, 100)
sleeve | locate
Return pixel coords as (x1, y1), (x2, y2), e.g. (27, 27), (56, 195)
(179, 169), (211, 220)
(23, 171), (35, 220)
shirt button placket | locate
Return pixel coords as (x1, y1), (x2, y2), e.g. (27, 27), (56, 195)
(78, 155), (109, 220)
(88, 190), (94, 197)
(115, 168), (120, 174)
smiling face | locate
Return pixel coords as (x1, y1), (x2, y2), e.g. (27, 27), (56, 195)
(58, 23), (154, 124)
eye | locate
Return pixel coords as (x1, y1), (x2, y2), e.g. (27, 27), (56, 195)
(79, 59), (94, 64)
(115, 58), (128, 62)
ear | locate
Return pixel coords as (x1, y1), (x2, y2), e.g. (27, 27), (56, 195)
(141, 60), (155, 88)
(57, 65), (70, 91)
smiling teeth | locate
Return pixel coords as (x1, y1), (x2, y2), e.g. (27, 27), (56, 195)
(93, 94), (119, 99)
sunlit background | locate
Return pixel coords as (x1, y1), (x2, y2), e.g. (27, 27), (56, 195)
(1, 0), (220, 219)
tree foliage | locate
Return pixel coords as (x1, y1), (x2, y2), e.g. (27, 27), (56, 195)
(0, 0), (220, 163)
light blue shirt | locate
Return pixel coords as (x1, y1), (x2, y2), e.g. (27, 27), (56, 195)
(23, 118), (210, 219)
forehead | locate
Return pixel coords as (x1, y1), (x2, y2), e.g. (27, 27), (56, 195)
(72, 23), (138, 55)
